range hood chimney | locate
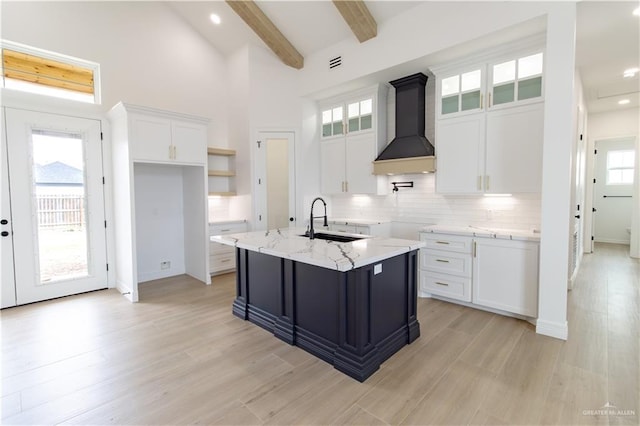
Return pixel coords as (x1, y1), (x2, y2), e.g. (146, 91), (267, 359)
(373, 72), (436, 175)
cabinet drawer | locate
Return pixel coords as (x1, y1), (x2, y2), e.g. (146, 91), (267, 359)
(210, 253), (236, 272)
(420, 270), (471, 302)
(420, 233), (473, 253)
(210, 241), (233, 255)
(210, 222), (247, 235)
(421, 249), (472, 277)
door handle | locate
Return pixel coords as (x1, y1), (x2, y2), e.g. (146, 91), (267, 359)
(0, 219), (7, 225)
(575, 215), (581, 219)
(1, 231), (9, 237)
(289, 217), (294, 222)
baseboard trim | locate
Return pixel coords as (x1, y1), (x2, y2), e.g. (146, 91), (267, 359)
(536, 319), (568, 340)
(115, 280), (136, 302)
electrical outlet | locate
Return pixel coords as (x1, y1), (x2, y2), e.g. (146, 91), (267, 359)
(160, 261), (171, 270)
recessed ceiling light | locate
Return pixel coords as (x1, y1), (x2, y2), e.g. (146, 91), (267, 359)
(618, 99), (631, 105)
(633, 7), (640, 16)
(210, 13), (221, 25)
(623, 67), (639, 78)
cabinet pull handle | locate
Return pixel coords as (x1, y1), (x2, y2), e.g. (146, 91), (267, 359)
(436, 259), (450, 263)
(488, 92), (492, 108)
(480, 93), (484, 110)
(173, 146), (177, 159)
(435, 241), (450, 245)
(477, 175), (483, 191)
(220, 229), (231, 232)
(345, 181), (348, 192)
(221, 259), (231, 263)
(169, 145), (173, 159)
(435, 281), (449, 286)
(485, 175), (490, 191)
(473, 241), (477, 258)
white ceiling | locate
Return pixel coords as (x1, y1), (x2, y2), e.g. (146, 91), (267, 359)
(168, 1), (640, 114)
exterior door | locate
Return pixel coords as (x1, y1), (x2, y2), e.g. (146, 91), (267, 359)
(254, 132), (296, 231)
(3, 108), (108, 306)
(594, 138), (635, 245)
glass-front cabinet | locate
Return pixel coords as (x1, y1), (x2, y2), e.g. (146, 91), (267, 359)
(433, 39), (546, 194)
(437, 49), (544, 118)
(440, 67), (484, 116)
(490, 52), (543, 107)
(318, 85), (388, 195)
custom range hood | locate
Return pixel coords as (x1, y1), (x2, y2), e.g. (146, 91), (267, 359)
(373, 72), (436, 175)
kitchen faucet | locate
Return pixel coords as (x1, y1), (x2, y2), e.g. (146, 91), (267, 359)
(308, 197), (328, 239)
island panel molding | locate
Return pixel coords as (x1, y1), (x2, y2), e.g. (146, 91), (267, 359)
(232, 248), (420, 382)
(217, 228), (425, 381)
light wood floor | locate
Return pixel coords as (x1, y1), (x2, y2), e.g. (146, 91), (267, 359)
(1, 243), (638, 425)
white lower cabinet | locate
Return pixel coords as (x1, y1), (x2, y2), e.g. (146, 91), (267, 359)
(419, 231), (539, 318)
(419, 233), (472, 302)
(472, 238), (539, 317)
(209, 221), (247, 275)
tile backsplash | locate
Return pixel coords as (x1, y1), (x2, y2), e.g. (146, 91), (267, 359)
(329, 174), (541, 232)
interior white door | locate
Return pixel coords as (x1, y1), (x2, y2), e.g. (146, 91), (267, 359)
(255, 132), (296, 231)
(1, 110), (17, 308)
(5, 108), (108, 305)
(594, 138), (635, 244)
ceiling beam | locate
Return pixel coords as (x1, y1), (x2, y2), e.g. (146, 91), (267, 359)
(226, 0), (304, 69)
(332, 0), (377, 43)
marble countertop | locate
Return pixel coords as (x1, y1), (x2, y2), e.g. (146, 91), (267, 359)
(421, 225), (541, 241)
(211, 228), (424, 272)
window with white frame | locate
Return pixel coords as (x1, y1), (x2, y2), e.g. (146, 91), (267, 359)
(606, 150), (635, 185)
(1, 40), (100, 104)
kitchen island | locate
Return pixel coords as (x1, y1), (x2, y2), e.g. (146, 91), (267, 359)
(212, 228), (425, 382)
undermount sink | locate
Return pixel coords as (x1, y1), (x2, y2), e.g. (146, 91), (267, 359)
(300, 232), (365, 243)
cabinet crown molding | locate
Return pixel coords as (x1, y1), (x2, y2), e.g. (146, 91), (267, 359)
(108, 102), (210, 124)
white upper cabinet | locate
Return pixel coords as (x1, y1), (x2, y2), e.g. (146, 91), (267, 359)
(434, 40), (545, 194)
(319, 85), (388, 195)
(129, 108), (207, 165)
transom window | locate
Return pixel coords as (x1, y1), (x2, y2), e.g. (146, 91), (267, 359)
(1, 40), (100, 104)
(607, 150), (635, 185)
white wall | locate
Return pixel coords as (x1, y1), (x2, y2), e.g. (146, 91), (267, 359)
(587, 107), (640, 257)
(0, 1), (228, 145)
(134, 163), (185, 282)
(299, 1), (553, 97)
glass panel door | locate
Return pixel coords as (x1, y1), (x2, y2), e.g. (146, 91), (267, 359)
(5, 108), (107, 305)
(32, 130), (89, 283)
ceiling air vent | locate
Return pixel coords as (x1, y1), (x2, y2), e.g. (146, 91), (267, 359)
(329, 56), (342, 70)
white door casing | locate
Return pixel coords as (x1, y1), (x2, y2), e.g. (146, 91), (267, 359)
(4, 108), (108, 305)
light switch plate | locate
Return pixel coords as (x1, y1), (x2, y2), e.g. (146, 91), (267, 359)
(374, 264), (382, 275)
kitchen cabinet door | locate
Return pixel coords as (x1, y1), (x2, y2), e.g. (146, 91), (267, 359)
(435, 114), (485, 193)
(171, 121), (206, 165)
(484, 103), (543, 193)
(320, 139), (346, 194)
(345, 132), (377, 194)
(131, 114), (172, 162)
(472, 238), (538, 317)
